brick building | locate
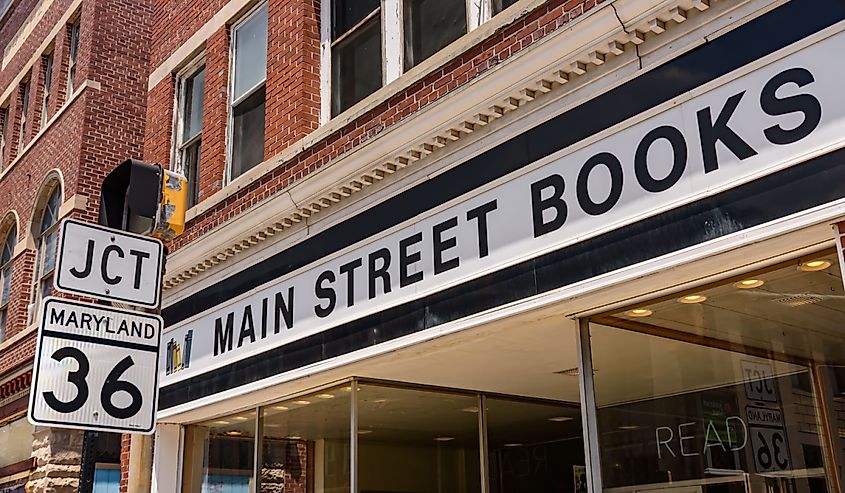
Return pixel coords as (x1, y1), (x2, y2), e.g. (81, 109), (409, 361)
(141, 0), (845, 491)
(0, 0), (150, 491)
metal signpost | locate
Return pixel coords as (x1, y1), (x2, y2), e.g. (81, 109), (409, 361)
(28, 218), (164, 435)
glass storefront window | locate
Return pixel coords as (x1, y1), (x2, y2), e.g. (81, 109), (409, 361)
(485, 397), (585, 493)
(182, 379), (585, 493)
(182, 412), (257, 492)
(356, 383), (481, 493)
(589, 251), (845, 493)
(260, 384), (351, 493)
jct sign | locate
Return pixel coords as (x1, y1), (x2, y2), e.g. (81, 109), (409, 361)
(28, 298), (162, 433)
(54, 219), (163, 308)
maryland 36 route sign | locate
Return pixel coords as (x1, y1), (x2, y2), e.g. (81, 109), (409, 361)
(28, 298), (162, 433)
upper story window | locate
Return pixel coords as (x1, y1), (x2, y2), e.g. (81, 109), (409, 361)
(0, 106), (7, 168)
(228, 2), (267, 181)
(0, 223), (16, 342)
(67, 21), (80, 95)
(17, 82), (30, 151)
(41, 54), (54, 129)
(176, 61), (206, 207)
(328, 0), (519, 117)
(32, 184), (61, 320)
(330, 0), (382, 116)
(403, 0), (467, 70)
(491, 0), (517, 14)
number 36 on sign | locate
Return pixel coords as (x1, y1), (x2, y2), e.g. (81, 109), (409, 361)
(28, 297), (162, 434)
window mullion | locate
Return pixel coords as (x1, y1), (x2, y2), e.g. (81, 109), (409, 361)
(382, 0), (402, 84)
(468, 0), (484, 31)
(319, 0), (331, 124)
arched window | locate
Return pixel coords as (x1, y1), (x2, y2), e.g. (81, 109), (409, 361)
(0, 222), (16, 342)
(32, 184), (61, 315)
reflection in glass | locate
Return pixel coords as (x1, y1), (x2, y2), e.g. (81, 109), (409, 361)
(486, 398), (585, 493)
(260, 385), (350, 493)
(357, 384), (481, 493)
(589, 324), (831, 493)
(182, 412), (256, 493)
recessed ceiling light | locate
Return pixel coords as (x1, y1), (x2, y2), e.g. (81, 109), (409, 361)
(461, 406), (479, 413)
(618, 425), (640, 430)
(293, 400), (311, 406)
(317, 394), (335, 399)
(343, 386), (353, 392)
(264, 423), (281, 428)
(678, 294), (707, 304)
(734, 279), (764, 289)
(799, 259), (831, 272)
(548, 416), (574, 422)
(434, 436), (455, 442)
(273, 406), (289, 411)
(626, 308), (653, 317)
(225, 431), (243, 436)
(233, 416), (248, 421)
(504, 443), (523, 447)
(287, 435), (302, 440)
(373, 399), (388, 404)
(357, 430), (372, 435)
(213, 420), (230, 425)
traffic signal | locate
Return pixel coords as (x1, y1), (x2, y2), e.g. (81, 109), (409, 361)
(99, 159), (187, 240)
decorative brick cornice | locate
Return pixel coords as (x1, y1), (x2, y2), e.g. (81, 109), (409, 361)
(0, 369), (32, 401)
(163, 0), (720, 291)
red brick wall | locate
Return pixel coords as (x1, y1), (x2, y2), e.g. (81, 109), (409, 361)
(265, 0), (321, 158)
(119, 433), (131, 493)
(0, 0), (152, 390)
(158, 0), (597, 252)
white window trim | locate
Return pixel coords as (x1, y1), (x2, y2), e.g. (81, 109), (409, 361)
(0, 225), (15, 340)
(321, 0), (493, 122)
(67, 22), (80, 97)
(172, 54), (206, 177)
(225, 1), (268, 185)
(40, 54), (53, 131)
(29, 186), (61, 323)
(17, 83), (29, 151)
(0, 105), (8, 169)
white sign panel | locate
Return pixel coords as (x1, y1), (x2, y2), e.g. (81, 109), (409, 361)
(29, 298), (162, 433)
(161, 29), (845, 386)
(745, 405), (784, 428)
(55, 219), (163, 308)
(741, 360), (778, 403)
(750, 426), (790, 473)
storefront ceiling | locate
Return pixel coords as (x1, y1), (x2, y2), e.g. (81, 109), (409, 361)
(615, 253), (845, 366)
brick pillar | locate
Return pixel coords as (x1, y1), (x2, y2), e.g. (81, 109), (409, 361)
(26, 427), (85, 493)
(265, 0), (321, 158)
(7, 248), (35, 339)
(50, 24), (71, 114)
(27, 57), (46, 139)
(197, 26), (230, 200)
(119, 433), (131, 493)
(143, 78), (174, 166)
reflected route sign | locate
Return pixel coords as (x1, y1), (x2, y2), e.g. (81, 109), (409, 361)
(28, 297), (162, 434)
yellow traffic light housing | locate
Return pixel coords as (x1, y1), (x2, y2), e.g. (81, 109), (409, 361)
(100, 159), (188, 241)
(153, 170), (188, 241)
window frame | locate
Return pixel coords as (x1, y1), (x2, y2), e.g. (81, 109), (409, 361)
(40, 53), (54, 130)
(67, 21), (80, 96)
(0, 223), (16, 342)
(0, 105), (8, 169)
(30, 184), (61, 323)
(225, 1), (269, 184)
(17, 81), (30, 152)
(323, 0), (500, 121)
(173, 55), (206, 208)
